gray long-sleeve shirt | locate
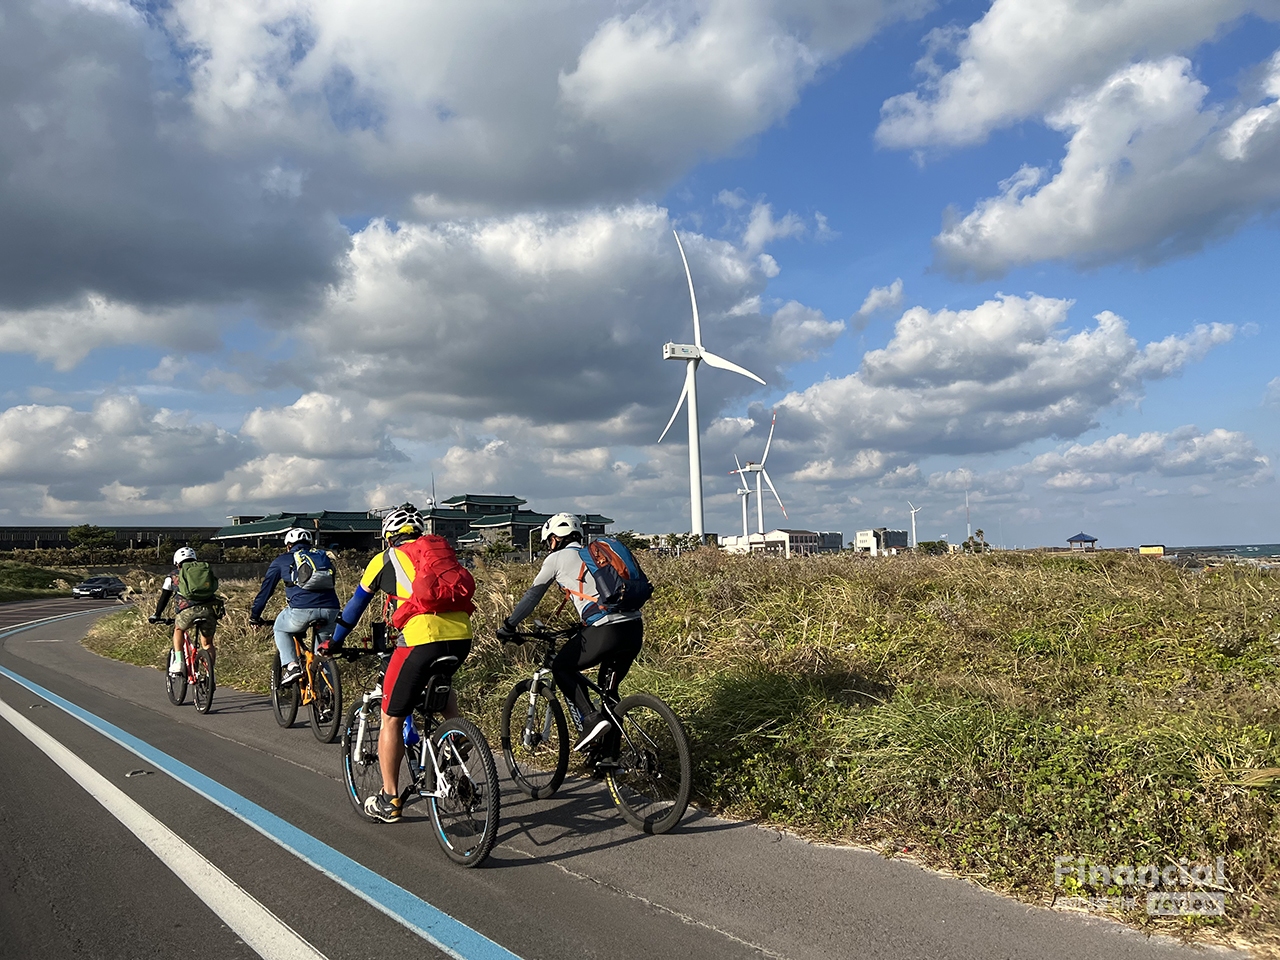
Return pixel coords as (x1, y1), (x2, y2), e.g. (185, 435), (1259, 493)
(508, 546), (641, 627)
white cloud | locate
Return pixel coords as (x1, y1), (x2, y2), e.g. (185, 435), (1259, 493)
(1026, 428), (1272, 489)
(855, 278), (904, 322)
(769, 294), (1235, 481)
(877, 0), (1276, 149)
(934, 53), (1280, 276)
(240, 392), (403, 460)
(1265, 376), (1280, 405)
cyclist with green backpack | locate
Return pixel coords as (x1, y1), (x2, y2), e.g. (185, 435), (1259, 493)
(249, 528), (342, 687)
(150, 547), (222, 674)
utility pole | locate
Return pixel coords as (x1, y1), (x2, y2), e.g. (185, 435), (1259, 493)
(965, 490), (971, 541)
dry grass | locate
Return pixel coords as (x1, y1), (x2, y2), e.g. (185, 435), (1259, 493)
(84, 549), (1280, 945)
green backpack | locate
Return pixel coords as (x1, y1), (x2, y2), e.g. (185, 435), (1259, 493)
(178, 561), (219, 602)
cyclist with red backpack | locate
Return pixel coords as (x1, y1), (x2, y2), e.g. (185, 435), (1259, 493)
(149, 547), (222, 675)
(497, 513), (651, 754)
(248, 527), (342, 687)
(329, 503), (475, 823)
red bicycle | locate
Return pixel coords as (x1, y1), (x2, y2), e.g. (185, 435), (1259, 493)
(157, 617), (216, 714)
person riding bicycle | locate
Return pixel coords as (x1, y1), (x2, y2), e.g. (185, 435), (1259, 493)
(248, 528), (342, 687)
(149, 547), (221, 675)
(330, 503), (474, 823)
(497, 513), (643, 756)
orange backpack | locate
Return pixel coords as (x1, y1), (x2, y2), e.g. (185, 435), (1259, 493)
(387, 536), (476, 629)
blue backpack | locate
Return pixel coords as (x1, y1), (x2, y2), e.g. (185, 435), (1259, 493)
(291, 548), (336, 592)
(568, 537), (654, 625)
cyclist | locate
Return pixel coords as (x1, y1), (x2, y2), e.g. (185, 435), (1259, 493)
(149, 547), (220, 674)
(497, 513), (643, 755)
(330, 503), (473, 823)
(248, 528), (342, 687)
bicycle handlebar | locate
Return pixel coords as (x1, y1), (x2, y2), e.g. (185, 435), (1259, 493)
(500, 625), (579, 645)
(151, 617), (176, 625)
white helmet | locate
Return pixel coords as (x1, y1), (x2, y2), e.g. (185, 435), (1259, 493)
(284, 527), (312, 546)
(381, 503), (425, 539)
(540, 512), (583, 543)
(173, 547), (197, 565)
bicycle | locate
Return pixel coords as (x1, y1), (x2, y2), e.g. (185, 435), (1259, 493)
(155, 617), (216, 715)
(259, 615), (343, 743)
(500, 624), (692, 835)
(340, 646), (500, 867)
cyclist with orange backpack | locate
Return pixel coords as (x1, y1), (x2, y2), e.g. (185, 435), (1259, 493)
(329, 503), (475, 823)
(497, 513), (649, 754)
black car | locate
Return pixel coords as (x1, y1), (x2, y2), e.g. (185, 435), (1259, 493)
(72, 576), (128, 600)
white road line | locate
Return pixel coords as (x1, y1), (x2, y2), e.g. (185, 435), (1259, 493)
(0, 694), (328, 960)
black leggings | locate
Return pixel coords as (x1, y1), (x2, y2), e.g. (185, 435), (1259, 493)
(552, 619), (643, 718)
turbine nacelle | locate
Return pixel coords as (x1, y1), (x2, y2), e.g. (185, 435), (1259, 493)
(663, 342), (699, 360)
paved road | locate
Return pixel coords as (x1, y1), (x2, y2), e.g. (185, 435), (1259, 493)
(0, 602), (1242, 960)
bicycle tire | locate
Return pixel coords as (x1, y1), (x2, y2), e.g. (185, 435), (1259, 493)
(341, 697), (385, 820)
(270, 653), (298, 727)
(309, 657), (342, 743)
(605, 693), (692, 835)
(165, 651), (187, 706)
(500, 678), (568, 799)
(428, 718), (500, 867)
(193, 648), (215, 715)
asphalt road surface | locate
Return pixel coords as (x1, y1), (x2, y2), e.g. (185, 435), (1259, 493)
(0, 600), (1243, 960)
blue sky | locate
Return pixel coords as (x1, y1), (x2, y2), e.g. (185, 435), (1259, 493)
(1, 0), (1277, 546)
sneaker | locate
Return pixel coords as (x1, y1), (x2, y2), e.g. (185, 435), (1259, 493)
(573, 712), (613, 752)
(168, 651), (184, 675)
(363, 791), (402, 823)
(279, 661), (303, 686)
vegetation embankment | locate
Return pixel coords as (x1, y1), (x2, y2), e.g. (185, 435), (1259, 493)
(0, 560), (79, 602)
(85, 551), (1280, 945)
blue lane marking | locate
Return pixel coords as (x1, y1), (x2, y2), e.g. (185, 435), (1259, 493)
(0, 617), (522, 960)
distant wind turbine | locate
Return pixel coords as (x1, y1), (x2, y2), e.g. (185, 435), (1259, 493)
(908, 500), (922, 549)
(733, 455), (753, 538)
(658, 231), (766, 538)
(730, 410), (787, 534)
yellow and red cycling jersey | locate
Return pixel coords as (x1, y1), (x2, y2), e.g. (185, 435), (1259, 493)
(358, 547), (473, 646)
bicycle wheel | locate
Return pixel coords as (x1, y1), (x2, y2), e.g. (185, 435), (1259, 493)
(193, 649), (215, 715)
(605, 693), (692, 835)
(341, 697), (384, 820)
(270, 653), (298, 728)
(429, 718), (500, 867)
(309, 657), (343, 743)
(164, 650), (187, 706)
(500, 678), (568, 799)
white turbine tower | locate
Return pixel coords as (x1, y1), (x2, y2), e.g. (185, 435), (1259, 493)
(658, 231), (766, 538)
(730, 411), (787, 534)
(733, 455), (753, 538)
(908, 500), (922, 549)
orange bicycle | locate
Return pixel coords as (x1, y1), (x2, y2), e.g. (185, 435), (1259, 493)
(265, 616), (343, 742)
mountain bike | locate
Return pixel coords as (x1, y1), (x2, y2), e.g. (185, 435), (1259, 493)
(500, 625), (692, 835)
(260, 615), (343, 743)
(155, 617), (215, 715)
(340, 647), (500, 867)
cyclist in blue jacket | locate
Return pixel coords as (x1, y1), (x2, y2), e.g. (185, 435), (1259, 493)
(250, 528), (342, 686)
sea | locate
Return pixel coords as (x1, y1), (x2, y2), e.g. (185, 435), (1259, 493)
(1167, 543), (1280, 558)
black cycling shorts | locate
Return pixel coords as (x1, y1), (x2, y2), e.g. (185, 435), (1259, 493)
(382, 640), (471, 718)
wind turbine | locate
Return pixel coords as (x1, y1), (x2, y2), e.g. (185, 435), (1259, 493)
(908, 500), (922, 549)
(733, 455), (753, 538)
(658, 231), (766, 538)
(730, 410), (787, 534)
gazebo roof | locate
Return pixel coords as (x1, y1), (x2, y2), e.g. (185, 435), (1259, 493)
(1067, 532), (1098, 543)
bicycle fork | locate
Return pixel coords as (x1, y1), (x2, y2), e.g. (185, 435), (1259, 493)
(524, 668), (558, 747)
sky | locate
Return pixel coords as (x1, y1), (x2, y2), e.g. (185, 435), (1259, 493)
(1, 0), (1278, 548)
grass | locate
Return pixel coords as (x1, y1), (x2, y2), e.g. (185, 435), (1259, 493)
(83, 550), (1280, 946)
(0, 559), (78, 602)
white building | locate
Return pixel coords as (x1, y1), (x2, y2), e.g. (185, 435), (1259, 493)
(720, 528), (842, 558)
(854, 528), (909, 556)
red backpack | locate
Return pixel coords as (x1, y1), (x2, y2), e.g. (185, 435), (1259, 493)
(387, 536), (476, 629)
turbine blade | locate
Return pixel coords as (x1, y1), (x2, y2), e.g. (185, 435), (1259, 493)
(762, 469), (788, 518)
(761, 410), (777, 464)
(699, 349), (766, 385)
(673, 231), (703, 351)
(657, 379), (690, 443)
(907, 500), (916, 511)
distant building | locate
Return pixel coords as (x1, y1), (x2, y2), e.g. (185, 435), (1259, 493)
(720, 528), (837, 558)
(0, 524), (221, 551)
(1068, 532), (1099, 552)
(818, 531), (844, 552)
(214, 511), (382, 551)
(854, 528), (908, 556)
(1139, 544), (1166, 557)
